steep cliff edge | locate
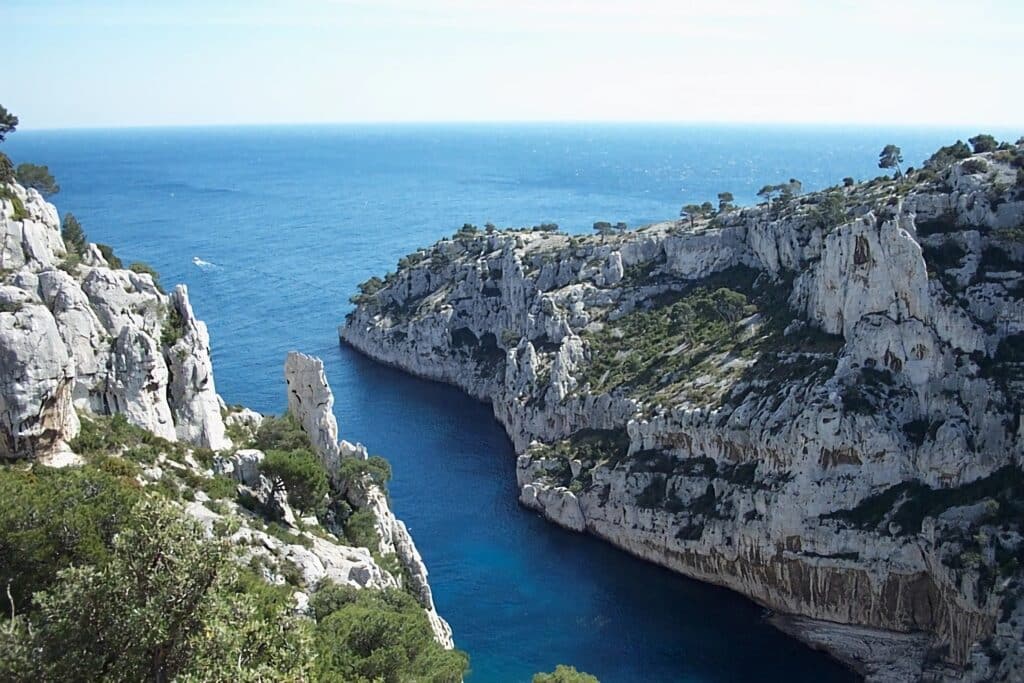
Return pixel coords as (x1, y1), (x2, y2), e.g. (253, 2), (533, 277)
(1, 181), (229, 456)
(342, 144), (1024, 681)
(0, 180), (458, 666)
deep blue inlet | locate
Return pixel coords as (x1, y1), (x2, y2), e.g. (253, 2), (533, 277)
(7, 123), (1003, 682)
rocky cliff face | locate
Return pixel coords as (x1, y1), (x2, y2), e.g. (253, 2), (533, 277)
(283, 351), (454, 647)
(0, 180), (455, 649)
(0, 181), (229, 456)
(342, 147), (1024, 681)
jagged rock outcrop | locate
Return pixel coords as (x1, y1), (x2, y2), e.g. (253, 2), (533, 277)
(284, 350), (455, 649)
(284, 352), (342, 474)
(166, 285), (230, 450)
(342, 146), (1024, 681)
(0, 180), (229, 456)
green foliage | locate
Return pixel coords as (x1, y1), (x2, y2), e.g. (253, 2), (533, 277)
(161, 300), (186, 346)
(343, 508), (381, 550)
(14, 162), (60, 196)
(0, 151), (13, 184)
(96, 242), (123, 269)
(4, 497), (314, 682)
(878, 144), (903, 176)
(0, 104), (16, 143)
(0, 186), (28, 220)
(582, 276), (753, 394)
(969, 133), (999, 153)
(129, 260), (164, 291)
(61, 212), (87, 256)
(339, 454), (393, 489)
(812, 190), (849, 231)
(679, 202), (706, 229)
(925, 140), (971, 170)
(717, 191), (735, 211)
(533, 664), (601, 683)
(0, 464), (142, 609)
(351, 275), (387, 304)
(593, 221), (614, 238)
(842, 176), (855, 187)
(454, 222), (478, 238)
(70, 412), (185, 462)
(961, 158), (989, 175)
(260, 448), (329, 515)
(254, 412), (312, 452)
(310, 584), (468, 683)
(1, 415), (466, 683)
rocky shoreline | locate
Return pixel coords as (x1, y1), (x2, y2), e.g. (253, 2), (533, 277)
(341, 144), (1024, 681)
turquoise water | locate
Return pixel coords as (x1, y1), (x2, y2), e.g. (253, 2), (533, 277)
(6, 124), (1000, 682)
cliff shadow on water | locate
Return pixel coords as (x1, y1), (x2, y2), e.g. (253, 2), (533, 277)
(335, 344), (858, 683)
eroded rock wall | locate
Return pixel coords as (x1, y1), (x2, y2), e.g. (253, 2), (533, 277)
(341, 149), (1024, 680)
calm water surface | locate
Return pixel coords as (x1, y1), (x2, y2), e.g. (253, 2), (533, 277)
(8, 124), (998, 681)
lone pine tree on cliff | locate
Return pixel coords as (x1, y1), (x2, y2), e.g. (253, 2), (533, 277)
(878, 144), (904, 177)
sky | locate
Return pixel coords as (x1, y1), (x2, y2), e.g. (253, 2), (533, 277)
(5, 0), (1024, 129)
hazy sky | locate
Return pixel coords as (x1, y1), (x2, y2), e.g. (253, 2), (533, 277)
(6, 0), (1024, 129)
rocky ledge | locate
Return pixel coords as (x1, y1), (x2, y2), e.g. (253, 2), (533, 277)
(0, 180), (454, 649)
(342, 143), (1024, 681)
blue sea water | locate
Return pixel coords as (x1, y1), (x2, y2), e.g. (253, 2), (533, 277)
(6, 124), (1012, 682)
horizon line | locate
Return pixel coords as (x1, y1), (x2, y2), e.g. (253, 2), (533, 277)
(13, 119), (1024, 134)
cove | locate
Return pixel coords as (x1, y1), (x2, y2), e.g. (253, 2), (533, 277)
(5, 124), (986, 681)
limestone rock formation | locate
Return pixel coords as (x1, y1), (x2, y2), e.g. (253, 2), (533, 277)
(0, 303), (79, 458)
(0, 179), (229, 457)
(342, 145), (1024, 681)
(166, 285), (230, 450)
(284, 350), (455, 649)
(284, 351), (342, 474)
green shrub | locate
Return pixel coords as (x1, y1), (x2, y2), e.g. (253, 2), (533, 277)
(161, 301), (186, 346)
(310, 584), (468, 683)
(0, 464), (142, 609)
(0, 186), (28, 220)
(260, 448), (329, 515)
(14, 162), (59, 196)
(4, 497), (314, 682)
(0, 151), (13, 184)
(925, 140), (972, 169)
(96, 242), (123, 269)
(350, 276), (386, 304)
(969, 134), (999, 154)
(61, 213), (87, 256)
(71, 412), (185, 461)
(339, 454), (393, 489)
(57, 253), (80, 275)
(961, 158), (989, 175)
(343, 508), (380, 550)
(534, 665), (601, 683)
(254, 413), (313, 452)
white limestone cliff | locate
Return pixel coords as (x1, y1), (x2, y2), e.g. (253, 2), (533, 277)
(341, 147), (1024, 681)
(0, 180), (230, 455)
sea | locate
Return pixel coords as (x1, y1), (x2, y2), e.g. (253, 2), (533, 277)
(6, 123), (1014, 682)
